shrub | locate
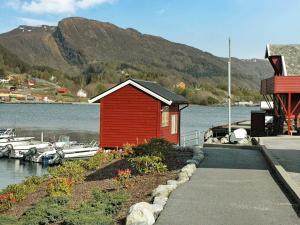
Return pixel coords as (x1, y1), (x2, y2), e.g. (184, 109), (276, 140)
(62, 212), (114, 225)
(116, 169), (131, 188)
(22, 196), (69, 225)
(129, 156), (167, 174)
(133, 138), (174, 159)
(0, 176), (46, 212)
(48, 161), (86, 182)
(91, 189), (127, 216)
(46, 177), (74, 197)
(79, 152), (113, 171)
(0, 216), (18, 225)
(0, 192), (16, 212)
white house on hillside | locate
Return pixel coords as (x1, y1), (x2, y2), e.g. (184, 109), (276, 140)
(77, 89), (87, 98)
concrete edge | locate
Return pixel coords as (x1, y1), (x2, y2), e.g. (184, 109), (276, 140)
(203, 143), (261, 150)
(260, 145), (300, 206)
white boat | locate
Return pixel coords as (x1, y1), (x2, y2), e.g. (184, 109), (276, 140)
(0, 128), (16, 139)
(30, 140), (99, 164)
(8, 135), (77, 159)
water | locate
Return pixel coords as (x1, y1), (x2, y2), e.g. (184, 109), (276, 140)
(0, 103), (258, 189)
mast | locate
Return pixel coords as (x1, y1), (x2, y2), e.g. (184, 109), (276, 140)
(228, 38), (232, 135)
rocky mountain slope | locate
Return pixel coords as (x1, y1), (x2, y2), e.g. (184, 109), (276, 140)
(0, 17), (272, 90)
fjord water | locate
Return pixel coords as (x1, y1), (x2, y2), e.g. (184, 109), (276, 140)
(0, 104), (257, 189)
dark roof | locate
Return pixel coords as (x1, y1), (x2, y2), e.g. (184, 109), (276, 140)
(266, 44), (300, 76)
(131, 79), (188, 104)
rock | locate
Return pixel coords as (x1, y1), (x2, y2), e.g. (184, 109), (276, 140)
(186, 159), (199, 166)
(126, 202), (155, 225)
(167, 180), (179, 187)
(151, 204), (163, 218)
(177, 171), (189, 184)
(152, 184), (176, 198)
(181, 163), (196, 177)
(153, 196), (168, 207)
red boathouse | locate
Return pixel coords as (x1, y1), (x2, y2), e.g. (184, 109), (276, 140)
(89, 79), (188, 148)
(261, 44), (300, 135)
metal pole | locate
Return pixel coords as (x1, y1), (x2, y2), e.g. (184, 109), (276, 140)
(228, 38), (232, 135)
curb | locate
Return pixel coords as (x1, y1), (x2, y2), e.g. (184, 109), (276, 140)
(203, 143), (261, 150)
(260, 145), (300, 206)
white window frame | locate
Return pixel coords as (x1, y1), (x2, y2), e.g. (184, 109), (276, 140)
(171, 114), (178, 134)
(161, 106), (169, 127)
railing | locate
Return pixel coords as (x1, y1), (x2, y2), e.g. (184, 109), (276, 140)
(181, 130), (203, 147)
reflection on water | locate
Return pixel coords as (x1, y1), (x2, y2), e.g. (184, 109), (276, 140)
(0, 104), (258, 190)
(0, 158), (47, 189)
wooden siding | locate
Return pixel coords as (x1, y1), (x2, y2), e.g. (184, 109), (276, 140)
(159, 104), (180, 144)
(261, 76), (300, 94)
(100, 85), (160, 148)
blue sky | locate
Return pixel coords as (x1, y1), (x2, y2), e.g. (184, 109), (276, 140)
(0, 0), (299, 59)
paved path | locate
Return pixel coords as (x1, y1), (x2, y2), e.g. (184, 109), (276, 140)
(156, 148), (300, 225)
(260, 137), (300, 186)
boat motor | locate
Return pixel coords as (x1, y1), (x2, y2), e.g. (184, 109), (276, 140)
(0, 144), (13, 158)
(22, 147), (38, 160)
(47, 148), (65, 165)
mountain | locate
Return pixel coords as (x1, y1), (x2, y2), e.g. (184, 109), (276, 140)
(0, 17), (274, 104)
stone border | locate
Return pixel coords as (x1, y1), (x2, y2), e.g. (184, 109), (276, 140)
(260, 145), (300, 206)
(126, 146), (204, 225)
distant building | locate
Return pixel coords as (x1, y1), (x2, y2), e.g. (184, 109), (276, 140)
(26, 80), (35, 86)
(57, 87), (69, 94)
(77, 89), (87, 98)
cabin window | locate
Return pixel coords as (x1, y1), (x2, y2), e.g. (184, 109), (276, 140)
(171, 114), (178, 134)
(161, 106), (169, 127)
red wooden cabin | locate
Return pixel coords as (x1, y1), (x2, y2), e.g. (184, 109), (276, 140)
(261, 44), (300, 135)
(89, 79), (188, 148)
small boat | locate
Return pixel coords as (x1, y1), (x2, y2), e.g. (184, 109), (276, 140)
(30, 140), (99, 164)
(8, 135), (77, 159)
(0, 128), (16, 139)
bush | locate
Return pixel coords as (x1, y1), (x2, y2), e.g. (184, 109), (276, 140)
(0, 176), (46, 212)
(91, 189), (127, 216)
(133, 138), (174, 159)
(46, 177), (74, 197)
(22, 196), (69, 225)
(62, 212), (114, 225)
(116, 169), (131, 188)
(0, 192), (16, 212)
(0, 216), (18, 225)
(48, 161), (86, 183)
(78, 152), (113, 171)
(129, 156), (167, 174)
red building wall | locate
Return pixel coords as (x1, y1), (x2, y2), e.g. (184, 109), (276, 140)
(100, 85), (160, 148)
(99, 85), (181, 148)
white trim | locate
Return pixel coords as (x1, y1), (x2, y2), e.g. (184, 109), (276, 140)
(89, 80), (173, 105)
(281, 55), (288, 76)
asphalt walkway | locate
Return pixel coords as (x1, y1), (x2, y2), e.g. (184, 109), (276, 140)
(155, 147), (300, 225)
(260, 136), (300, 186)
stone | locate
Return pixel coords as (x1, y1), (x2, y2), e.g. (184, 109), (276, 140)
(186, 159), (199, 166)
(181, 163), (196, 177)
(126, 202), (155, 225)
(153, 196), (168, 207)
(177, 171), (189, 184)
(167, 180), (179, 187)
(151, 204), (163, 218)
(152, 184), (176, 198)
